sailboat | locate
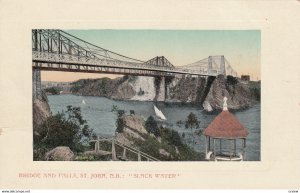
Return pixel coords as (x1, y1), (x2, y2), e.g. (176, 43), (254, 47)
(154, 105), (167, 121)
(82, 99), (86, 105)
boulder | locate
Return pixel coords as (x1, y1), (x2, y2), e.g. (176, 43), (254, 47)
(122, 115), (148, 135)
(33, 97), (50, 129)
(44, 146), (75, 161)
(202, 101), (213, 112)
(159, 149), (170, 157)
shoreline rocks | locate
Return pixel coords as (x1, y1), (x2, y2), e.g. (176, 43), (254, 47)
(44, 146), (75, 161)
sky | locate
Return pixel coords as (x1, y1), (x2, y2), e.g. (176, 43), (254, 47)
(41, 30), (260, 82)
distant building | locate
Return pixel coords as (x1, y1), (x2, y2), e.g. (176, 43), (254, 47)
(241, 75), (250, 82)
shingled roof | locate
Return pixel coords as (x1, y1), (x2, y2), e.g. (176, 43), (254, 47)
(203, 97), (249, 139)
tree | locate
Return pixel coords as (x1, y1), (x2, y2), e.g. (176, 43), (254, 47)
(145, 116), (160, 137)
(185, 112), (200, 144)
(34, 106), (94, 155)
(182, 132), (185, 139)
(226, 75), (238, 85)
(169, 129), (182, 147)
(130, 110), (135, 115)
(111, 105), (127, 133)
(44, 87), (60, 95)
(116, 110), (126, 133)
(116, 116), (125, 133)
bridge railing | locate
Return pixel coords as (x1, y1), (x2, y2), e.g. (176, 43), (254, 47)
(33, 51), (218, 76)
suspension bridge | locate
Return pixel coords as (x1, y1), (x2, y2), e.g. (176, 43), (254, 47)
(32, 29), (237, 99)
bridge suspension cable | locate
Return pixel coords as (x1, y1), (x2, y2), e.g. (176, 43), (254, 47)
(32, 29), (238, 77)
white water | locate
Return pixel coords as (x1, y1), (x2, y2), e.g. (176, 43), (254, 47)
(130, 76), (156, 101)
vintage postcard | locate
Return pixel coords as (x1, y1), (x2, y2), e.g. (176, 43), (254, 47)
(0, 0), (300, 190)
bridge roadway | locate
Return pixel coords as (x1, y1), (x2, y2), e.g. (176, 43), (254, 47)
(32, 51), (220, 77)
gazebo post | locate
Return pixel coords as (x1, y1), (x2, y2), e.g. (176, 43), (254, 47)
(234, 139), (237, 156)
(205, 136), (208, 156)
(220, 139), (222, 154)
(208, 137), (211, 151)
(213, 138), (216, 157)
(242, 138), (246, 157)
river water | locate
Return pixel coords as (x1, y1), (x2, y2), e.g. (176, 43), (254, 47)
(48, 94), (261, 161)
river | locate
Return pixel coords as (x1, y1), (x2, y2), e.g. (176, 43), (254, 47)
(48, 94), (261, 161)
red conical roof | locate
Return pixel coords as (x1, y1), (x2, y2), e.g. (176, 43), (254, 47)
(203, 110), (248, 138)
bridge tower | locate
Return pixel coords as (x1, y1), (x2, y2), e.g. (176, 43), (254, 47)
(208, 56), (212, 74)
(32, 68), (42, 100)
(220, 55), (226, 75)
(32, 29), (42, 100)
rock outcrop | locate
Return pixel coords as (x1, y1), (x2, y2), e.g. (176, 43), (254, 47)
(166, 76), (212, 104)
(115, 115), (148, 146)
(70, 76), (164, 102)
(159, 148), (170, 157)
(44, 146), (75, 161)
(203, 75), (251, 111)
(113, 114), (204, 161)
(33, 92), (51, 132)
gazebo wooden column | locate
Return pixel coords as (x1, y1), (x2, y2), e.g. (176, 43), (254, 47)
(234, 139), (237, 155)
(205, 136), (208, 156)
(242, 138), (246, 157)
(213, 138), (216, 157)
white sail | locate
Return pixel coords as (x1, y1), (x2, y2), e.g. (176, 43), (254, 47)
(154, 105), (167, 120)
(82, 100), (86, 104)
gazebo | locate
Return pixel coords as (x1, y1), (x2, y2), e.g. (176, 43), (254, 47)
(203, 97), (249, 161)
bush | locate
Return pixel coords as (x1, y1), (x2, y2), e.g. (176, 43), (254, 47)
(249, 82), (261, 101)
(33, 105), (94, 158)
(184, 112), (200, 143)
(111, 105), (127, 133)
(117, 110), (126, 117)
(116, 116), (125, 133)
(160, 127), (182, 147)
(131, 129), (204, 161)
(226, 75), (238, 85)
(44, 87), (60, 95)
(145, 116), (160, 137)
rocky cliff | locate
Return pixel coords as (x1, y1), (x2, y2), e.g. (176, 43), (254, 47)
(203, 75), (252, 111)
(33, 92), (51, 141)
(70, 75), (260, 112)
(115, 115), (148, 146)
(114, 114), (204, 161)
(165, 76), (215, 104)
(70, 76), (162, 101)
(33, 92), (51, 129)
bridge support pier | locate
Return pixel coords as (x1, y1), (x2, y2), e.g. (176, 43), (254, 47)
(156, 76), (165, 102)
(32, 68), (42, 101)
